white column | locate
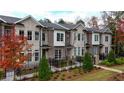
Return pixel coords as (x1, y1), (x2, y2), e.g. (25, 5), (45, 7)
(1, 24), (4, 36)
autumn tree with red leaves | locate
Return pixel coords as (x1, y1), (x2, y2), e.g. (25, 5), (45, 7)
(0, 25), (32, 73)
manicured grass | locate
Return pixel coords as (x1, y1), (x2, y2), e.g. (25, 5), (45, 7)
(50, 67), (116, 81)
(76, 70), (115, 81)
(109, 64), (124, 71)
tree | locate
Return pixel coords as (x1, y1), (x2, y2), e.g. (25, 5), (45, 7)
(83, 52), (93, 72)
(39, 18), (52, 23)
(38, 56), (52, 81)
(58, 19), (66, 24)
(88, 16), (99, 29)
(101, 11), (124, 55)
(0, 25), (32, 75)
(107, 50), (116, 64)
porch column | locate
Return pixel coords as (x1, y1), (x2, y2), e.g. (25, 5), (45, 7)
(1, 24), (4, 36)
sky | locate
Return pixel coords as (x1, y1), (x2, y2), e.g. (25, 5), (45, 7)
(0, 11), (101, 23)
(0, 0), (103, 23)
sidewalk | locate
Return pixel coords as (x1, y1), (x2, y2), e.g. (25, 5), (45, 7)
(94, 65), (123, 73)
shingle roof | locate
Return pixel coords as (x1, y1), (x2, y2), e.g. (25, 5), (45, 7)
(99, 27), (112, 34)
(85, 27), (99, 32)
(0, 15), (21, 24)
(58, 23), (76, 29)
(85, 26), (112, 34)
(39, 22), (67, 30)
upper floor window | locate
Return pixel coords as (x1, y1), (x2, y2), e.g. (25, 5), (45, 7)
(27, 31), (32, 40)
(35, 31), (39, 40)
(94, 35), (99, 41)
(57, 33), (64, 41)
(78, 33), (80, 41)
(4, 29), (11, 36)
(42, 33), (45, 41)
(105, 36), (108, 42)
(19, 30), (24, 39)
(19, 30), (24, 36)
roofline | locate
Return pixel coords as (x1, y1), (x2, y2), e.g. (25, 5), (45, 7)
(0, 18), (7, 23)
(73, 22), (85, 29)
(55, 23), (70, 30)
(15, 15), (45, 27)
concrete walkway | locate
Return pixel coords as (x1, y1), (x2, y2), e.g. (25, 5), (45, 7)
(94, 65), (123, 74)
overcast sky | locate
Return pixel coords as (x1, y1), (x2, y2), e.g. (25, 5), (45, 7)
(0, 0), (103, 23)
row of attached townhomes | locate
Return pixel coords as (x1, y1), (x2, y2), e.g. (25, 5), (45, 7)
(0, 15), (112, 69)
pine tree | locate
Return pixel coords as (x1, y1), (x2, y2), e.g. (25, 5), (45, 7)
(38, 56), (52, 81)
(83, 52), (93, 72)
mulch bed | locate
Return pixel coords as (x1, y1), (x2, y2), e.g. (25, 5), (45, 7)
(107, 73), (124, 81)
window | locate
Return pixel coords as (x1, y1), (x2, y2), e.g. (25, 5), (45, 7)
(4, 29), (11, 36)
(42, 33), (45, 41)
(78, 33), (80, 41)
(74, 47), (76, 56)
(61, 33), (64, 41)
(105, 47), (108, 54)
(19, 30), (24, 36)
(35, 50), (39, 61)
(105, 36), (108, 42)
(57, 33), (64, 41)
(78, 47), (80, 56)
(19, 30), (24, 39)
(27, 31), (32, 40)
(94, 35), (99, 41)
(20, 52), (24, 56)
(55, 49), (61, 60)
(82, 34), (84, 41)
(35, 31), (39, 40)
(28, 50), (32, 61)
(82, 48), (84, 55)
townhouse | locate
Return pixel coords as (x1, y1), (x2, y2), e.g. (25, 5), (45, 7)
(0, 15), (112, 68)
(58, 21), (87, 61)
(85, 27), (112, 64)
(0, 15), (44, 68)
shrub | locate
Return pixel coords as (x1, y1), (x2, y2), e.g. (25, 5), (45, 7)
(38, 56), (52, 81)
(101, 60), (114, 66)
(107, 50), (116, 64)
(83, 52), (93, 72)
(0, 70), (3, 80)
(116, 57), (124, 65)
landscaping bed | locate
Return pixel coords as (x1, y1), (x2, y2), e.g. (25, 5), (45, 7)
(50, 67), (116, 81)
(18, 67), (117, 81)
(108, 73), (124, 81)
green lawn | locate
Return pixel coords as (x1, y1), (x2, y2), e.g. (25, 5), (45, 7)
(75, 70), (115, 81)
(109, 64), (124, 71)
